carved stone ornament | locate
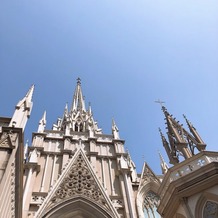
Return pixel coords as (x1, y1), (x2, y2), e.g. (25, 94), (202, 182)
(0, 132), (13, 148)
(50, 154), (108, 209)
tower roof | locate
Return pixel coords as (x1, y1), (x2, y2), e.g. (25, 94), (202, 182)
(71, 78), (86, 113)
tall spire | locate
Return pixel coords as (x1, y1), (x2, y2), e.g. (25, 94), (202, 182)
(112, 118), (120, 139)
(9, 85), (34, 129)
(71, 78), (86, 113)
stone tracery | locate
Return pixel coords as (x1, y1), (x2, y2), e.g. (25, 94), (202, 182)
(51, 154), (107, 208)
(203, 201), (218, 218)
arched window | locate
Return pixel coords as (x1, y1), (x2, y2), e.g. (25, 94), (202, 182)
(203, 201), (218, 218)
(144, 191), (161, 218)
(75, 122), (83, 132)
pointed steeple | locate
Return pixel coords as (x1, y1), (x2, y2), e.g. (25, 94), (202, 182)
(64, 103), (68, 115)
(162, 106), (193, 160)
(71, 78), (86, 113)
(9, 85), (34, 129)
(37, 111), (46, 133)
(52, 79), (103, 134)
(112, 118), (120, 139)
(25, 84), (34, 103)
(158, 151), (169, 175)
(159, 106), (206, 164)
(88, 102), (92, 115)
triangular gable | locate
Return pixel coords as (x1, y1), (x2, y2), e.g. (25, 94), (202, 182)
(139, 162), (160, 188)
(35, 148), (119, 218)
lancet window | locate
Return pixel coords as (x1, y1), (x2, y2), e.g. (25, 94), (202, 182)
(143, 191), (161, 218)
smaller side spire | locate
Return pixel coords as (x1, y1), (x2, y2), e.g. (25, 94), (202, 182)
(25, 84), (35, 103)
(37, 111), (46, 133)
(9, 85), (34, 129)
(88, 102), (92, 115)
(112, 118), (120, 139)
(64, 103), (68, 115)
(24, 140), (29, 162)
(183, 114), (206, 151)
(158, 151), (169, 175)
(159, 128), (179, 165)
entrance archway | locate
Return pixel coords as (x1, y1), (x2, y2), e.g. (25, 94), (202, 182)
(42, 197), (114, 218)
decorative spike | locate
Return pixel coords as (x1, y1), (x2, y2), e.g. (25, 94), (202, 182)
(64, 103), (68, 115)
(158, 151), (169, 175)
(88, 102), (92, 115)
(24, 140), (29, 162)
(183, 114), (206, 150)
(159, 128), (179, 165)
(37, 111), (46, 133)
(25, 84), (35, 102)
(112, 118), (120, 139)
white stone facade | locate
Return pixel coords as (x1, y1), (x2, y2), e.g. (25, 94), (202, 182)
(0, 79), (218, 218)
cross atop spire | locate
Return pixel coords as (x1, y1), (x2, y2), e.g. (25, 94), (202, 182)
(155, 99), (165, 108)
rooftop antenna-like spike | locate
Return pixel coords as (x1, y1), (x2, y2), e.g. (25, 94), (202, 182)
(183, 114), (206, 149)
(158, 150), (169, 175)
(112, 118), (120, 139)
(37, 111), (46, 133)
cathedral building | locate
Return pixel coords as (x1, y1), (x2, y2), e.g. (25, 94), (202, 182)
(0, 78), (218, 218)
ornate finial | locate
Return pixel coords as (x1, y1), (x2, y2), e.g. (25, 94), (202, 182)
(77, 77), (81, 85)
(158, 150), (169, 175)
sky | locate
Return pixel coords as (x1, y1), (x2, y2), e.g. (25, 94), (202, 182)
(0, 1), (218, 174)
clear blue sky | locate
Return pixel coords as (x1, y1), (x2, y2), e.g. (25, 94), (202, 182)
(0, 1), (218, 174)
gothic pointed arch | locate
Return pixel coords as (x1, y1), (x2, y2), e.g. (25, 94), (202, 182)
(195, 192), (218, 218)
(42, 196), (114, 218)
(174, 213), (186, 218)
(136, 163), (161, 218)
